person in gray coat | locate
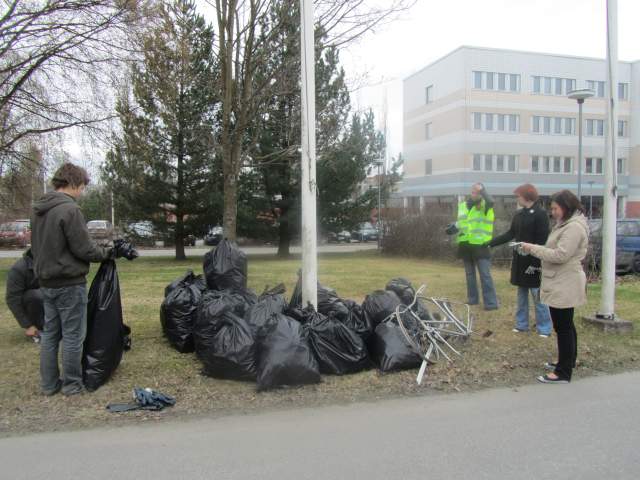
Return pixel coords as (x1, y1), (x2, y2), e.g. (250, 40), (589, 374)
(5, 248), (43, 340)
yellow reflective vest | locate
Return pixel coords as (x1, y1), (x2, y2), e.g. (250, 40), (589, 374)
(456, 200), (494, 245)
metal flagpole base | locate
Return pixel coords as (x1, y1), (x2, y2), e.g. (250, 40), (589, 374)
(582, 314), (633, 334)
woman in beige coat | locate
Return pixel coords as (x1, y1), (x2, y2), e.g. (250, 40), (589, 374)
(521, 190), (589, 384)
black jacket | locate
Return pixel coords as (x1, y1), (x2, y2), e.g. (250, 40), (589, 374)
(31, 191), (111, 288)
(5, 250), (39, 328)
(489, 203), (550, 287)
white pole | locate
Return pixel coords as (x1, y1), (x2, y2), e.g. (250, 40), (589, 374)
(300, 0), (318, 308)
(599, 0), (618, 319)
(111, 190), (115, 226)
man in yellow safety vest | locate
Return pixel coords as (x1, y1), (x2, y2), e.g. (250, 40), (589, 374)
(447, 183), (498, 310)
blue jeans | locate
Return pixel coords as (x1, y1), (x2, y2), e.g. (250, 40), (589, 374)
(463, 257), (498, 309)
(40, 285), (88, 395)
(515, 287), (552, 334)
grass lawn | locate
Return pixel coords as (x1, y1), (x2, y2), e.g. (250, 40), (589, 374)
(1, 250), (639, 437)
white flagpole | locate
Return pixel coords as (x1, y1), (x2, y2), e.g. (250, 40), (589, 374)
(300, 0), (318, 308)
(599, 0), (618, 319)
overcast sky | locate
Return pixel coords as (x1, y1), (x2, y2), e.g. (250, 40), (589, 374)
(340, 0), (640, 162)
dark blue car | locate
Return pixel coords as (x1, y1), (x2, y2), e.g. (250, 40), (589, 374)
(589, 219), (640, 273)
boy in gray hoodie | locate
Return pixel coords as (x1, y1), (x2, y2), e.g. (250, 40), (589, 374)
(31, 163), (113, 396)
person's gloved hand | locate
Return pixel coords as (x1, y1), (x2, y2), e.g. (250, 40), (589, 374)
(112, 239), (139, 260)
(445, 223), (459, 235)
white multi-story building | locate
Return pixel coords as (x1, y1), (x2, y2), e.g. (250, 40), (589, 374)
(399, 46), (640, 217)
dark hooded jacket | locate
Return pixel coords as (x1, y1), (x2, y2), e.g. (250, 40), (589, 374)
(5, 249), (39, 328)
(31, 191), (111, 288)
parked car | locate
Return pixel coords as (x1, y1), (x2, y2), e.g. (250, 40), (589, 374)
(86, 220), (114, 245)
(327, 230), (352, 243)
(124, 221), (156, 246)
(351, 222), (379, 242)
(0, 219), (31, 248)
(204, 226), (223, 246)
(588, 218), (640, 273)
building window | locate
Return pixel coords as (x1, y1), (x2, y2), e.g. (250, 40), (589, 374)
(586, 80), (605, 97)
(564, 157), (573, 173)
(618, 83), (629, 100)
(425, 158), (432, 175)
(531, 156), (540, 173)
(498, 73), (506, 90)
(618, 120), (627, 137)
(531, 155), (574, 174)
(472, 113), (519, 132)
(485, 114), (494, 131)
(425, 122), (432, 140)
(472, 154), (518, 172)
(509, 114), (518, 132)
(586, 119), (604, 137)
(564, 117), (575, 135)
(473, 112), (482, 130)
(617, 158), (625, 175)
(543, 117), (551, 134)
(425, 85), (433, 104)
(473, 71), (520, 92)
(486, 72), (494, 90)
(473, 154), (482, 171)
(533, 76), (575, 95)
(585, 157), (603, 175)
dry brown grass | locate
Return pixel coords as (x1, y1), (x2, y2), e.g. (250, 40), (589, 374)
(1, 251), (638, 437)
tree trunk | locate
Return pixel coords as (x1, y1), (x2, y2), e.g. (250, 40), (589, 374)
(277, 203), (290, 257)
(175, 214), (186, 261)
(222, 147), (239, 241)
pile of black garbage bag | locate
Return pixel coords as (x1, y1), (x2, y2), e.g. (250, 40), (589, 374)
(160, 239), (431, 391)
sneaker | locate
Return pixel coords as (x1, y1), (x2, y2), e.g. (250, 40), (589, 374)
(42, 380), (62, 396)
(537, 374), (569, 384)
(543, 362), (557, 371)
(538, 333), (551, 338)
(512, 328), (528, 333)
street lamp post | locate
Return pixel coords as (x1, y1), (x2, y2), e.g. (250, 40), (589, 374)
(568, 89), (595, 200)
(588, 180), (595, 219)
(375, 160), (383, 249)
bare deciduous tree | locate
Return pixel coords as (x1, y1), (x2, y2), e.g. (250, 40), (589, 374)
(0, 0), (144, 175)
(208, 0), (416, 240)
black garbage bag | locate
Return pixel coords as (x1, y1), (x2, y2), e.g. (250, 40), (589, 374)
(245, 290), (287, 338)
(160, 271), (207, 353)
(164, 270), (206, 297)
(203, 239), (248, 291)
(385, 278), (431, 319)
(362, 290), (403, 329)
(194, 290), (250, 360)
(199, 310), (257, 381)
(256, 314), (321, 391)
(339, 300), (373, 341)
(83, 259), (130, 391)
(301, 308), (370, 375)
(368, 316), (422, 373)
(289, 273), (349, 319)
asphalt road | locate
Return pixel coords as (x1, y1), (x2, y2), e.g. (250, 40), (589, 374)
(0, 242), (378, 258)
(2, 371), (639, 480)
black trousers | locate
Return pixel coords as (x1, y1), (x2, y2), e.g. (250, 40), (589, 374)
(549, 307), (577, 381)
(22, 289), (45, 330)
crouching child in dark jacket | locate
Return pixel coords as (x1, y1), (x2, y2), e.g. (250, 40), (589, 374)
(5, 248), (43, 340)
